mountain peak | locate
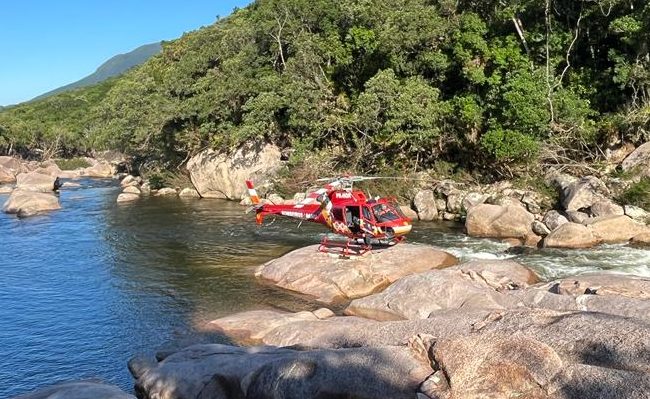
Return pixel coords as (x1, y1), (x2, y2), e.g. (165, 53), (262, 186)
(30, 42), (162, 102)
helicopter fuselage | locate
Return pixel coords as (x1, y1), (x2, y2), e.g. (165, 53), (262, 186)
(254, 188), (412, 240)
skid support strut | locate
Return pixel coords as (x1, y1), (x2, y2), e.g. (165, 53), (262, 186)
(318, 236), (371, 257)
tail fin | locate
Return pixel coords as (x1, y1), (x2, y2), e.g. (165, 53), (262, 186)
(245, 180), (260, 205)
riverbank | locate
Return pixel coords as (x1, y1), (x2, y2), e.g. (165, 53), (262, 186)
(3, 147), (650, 398)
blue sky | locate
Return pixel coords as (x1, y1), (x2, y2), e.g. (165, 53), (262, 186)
(0, 0), (252, 105)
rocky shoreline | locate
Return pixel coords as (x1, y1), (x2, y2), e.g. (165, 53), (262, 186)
(15, 245), (650, 399)
(4, 142), (650, 398)
(0, 155), (117, 217)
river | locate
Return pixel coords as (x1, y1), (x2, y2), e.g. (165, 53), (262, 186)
(1, 179), (649, 397)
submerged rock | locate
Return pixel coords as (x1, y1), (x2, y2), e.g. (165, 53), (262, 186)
(12, 380), (135, 399)
(255, 244), (458, 305)
(116, 193), (140, 203)
(154, 187), (177, 196)
(122, 186), (141, 195)
(179, 187), (200, 198)
(3, 189), (60, 217)
(187, 142), (283, 200)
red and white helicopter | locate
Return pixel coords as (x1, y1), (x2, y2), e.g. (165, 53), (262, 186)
(245, 176), (412, 254)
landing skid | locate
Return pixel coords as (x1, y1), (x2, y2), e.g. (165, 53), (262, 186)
(318, 236), (371, 257)
(318, 236), (404, 257)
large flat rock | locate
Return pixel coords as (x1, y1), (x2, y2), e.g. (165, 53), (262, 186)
(131, 343), (433, 399)
(206, 308), (376, 347)
(345, 260), (536, 321)
(139, 307), (650, 399)
(255, 244), (458, 305)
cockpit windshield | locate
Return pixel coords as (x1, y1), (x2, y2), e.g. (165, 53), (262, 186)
(372, 203), (400, 222)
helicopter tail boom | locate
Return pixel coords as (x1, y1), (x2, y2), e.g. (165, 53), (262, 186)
(245, 180), (261, 205)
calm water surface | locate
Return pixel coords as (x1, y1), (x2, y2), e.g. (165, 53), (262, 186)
(1, 179), (649, 397)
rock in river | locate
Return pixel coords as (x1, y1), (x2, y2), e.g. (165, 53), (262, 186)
(16, 172), (59, 192)
(465, 203), (539, 246)
(82, 161), (115, 178)
(255, 244), (458, 305)
(116, 193), (140, 203)
(585, 215), (649, 243)
(3, 189), (61, 217)
(543, 222), (601, 249)
(345, 260), (537, 321)
(154, 187), (177, 196)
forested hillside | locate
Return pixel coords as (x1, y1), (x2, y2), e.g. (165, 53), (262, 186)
(0, 0), (648, 177)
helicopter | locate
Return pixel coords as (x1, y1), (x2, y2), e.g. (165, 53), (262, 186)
(245, 176), (412, 255)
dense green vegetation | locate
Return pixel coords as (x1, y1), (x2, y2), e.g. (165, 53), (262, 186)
(618, 177), (650, 210)
(54, 157), (92, 170)
(1, 0), (649, 178)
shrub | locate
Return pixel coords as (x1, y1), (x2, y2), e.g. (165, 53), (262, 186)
(55, 157), (92, 170)
(617, 177), (650, 209)
(479, 128), (539, 163)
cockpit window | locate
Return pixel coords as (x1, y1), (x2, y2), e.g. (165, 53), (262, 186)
(372, 204), (400, 222)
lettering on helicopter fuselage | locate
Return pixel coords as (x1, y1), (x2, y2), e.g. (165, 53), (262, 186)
(281, 211), (315, 219)
(334, 192), (353, 199)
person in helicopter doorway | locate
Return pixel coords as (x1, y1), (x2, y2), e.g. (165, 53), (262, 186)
(345, 207), (362, 233)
